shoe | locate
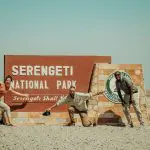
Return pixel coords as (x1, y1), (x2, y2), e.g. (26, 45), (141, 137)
(140, 122), (144, 126)
(92, 120), (97, 127)
(128, 122), (134, 128)
(91, 118), (97, 127)
(93, 122), (97, 127)
(6, 123), (13, 126)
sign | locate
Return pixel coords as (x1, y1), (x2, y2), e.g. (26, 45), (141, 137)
(4, 55), (111, 112)
(104, 71), (132, 103)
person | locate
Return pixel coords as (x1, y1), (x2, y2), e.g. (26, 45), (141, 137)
(0, 75), (29, 126)
(46, 85), (103, 127)
(114, 71), (144, 127)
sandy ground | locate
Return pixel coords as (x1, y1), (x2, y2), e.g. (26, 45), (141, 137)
(0, 125), (150, 150)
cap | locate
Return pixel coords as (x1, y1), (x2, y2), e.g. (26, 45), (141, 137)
(114, 71), (121, 76)
(42, 110), (51, 116)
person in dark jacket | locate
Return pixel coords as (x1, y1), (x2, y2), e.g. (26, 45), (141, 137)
(114, 71), (144, 127)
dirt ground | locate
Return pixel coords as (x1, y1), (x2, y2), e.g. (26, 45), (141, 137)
(0, 124), (150, 150)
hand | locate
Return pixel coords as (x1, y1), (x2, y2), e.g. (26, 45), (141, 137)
(46, 108), (51, 112)
(97, 90), (104, 95)
(23, 101), (28, 105)
(130, 96), (133, 101)
(122, 101), (125, 106)
(121, 100), (126, 106)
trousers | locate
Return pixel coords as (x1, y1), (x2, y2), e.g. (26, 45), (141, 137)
(122, 94), (143, 124)
(0, 99), (11, 118)
(68, 106), (92, 127)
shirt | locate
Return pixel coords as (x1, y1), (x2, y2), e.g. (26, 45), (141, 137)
(56, 92), (92, 111)
(0, 82), (11, 98)
(116, 77), (137, 95)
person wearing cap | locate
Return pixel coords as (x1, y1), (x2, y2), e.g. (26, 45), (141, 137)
(114, 71), (144, 127)
(47, 85), (103, 127)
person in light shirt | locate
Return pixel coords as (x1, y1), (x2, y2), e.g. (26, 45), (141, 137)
(0, 75), (29, 126)
(47, 85), (103, 127)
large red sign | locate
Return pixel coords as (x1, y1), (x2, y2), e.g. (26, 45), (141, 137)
(4, 55), (111, 112)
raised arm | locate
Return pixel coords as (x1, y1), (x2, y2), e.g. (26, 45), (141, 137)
(90, 90), (104, 97)
(79, 90), (104, 102)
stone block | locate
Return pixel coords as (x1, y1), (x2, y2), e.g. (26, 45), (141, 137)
(11, 112), (19, 118)
(12, 118), (28, 124)
(98, 102), (114, 107)
(28, 112), (42, 118)
(17, 112), (29, 118)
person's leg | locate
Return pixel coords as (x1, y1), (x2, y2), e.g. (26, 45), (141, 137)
(132, 94), (144, 125)
(122, 106), (133, 126)
(67, 106), (79, 126)
(79, 112), (92, 127)
(2, 111), (7, 124)
(0, 101), (12, 125)
(122, 94), (133, 127)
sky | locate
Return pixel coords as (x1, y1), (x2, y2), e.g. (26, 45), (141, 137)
(0, 0), (150, 88)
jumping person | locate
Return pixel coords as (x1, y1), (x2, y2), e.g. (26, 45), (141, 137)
(46, 85), (103, 127)
(0, 75), (29, 126)
(114, 71), (144, 127)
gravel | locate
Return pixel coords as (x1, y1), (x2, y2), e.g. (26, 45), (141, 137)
(0, 125), (150, 150)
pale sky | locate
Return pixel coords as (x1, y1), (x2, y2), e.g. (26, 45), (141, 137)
(0, 0), (150, 88)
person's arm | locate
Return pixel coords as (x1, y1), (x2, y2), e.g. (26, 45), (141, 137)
(90, 90), (104, 97)
(10, 89), (29, 97)
(47, 103), (57, 111)
(124, 78), (133, 102)
(130, 89), (133, 102)
(116, 82), (124, 105)
(79, 90), (104, 101)
(118, 90), (123, 101)
(118, 90), (125, 106)
(46, 96), (68, 111)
